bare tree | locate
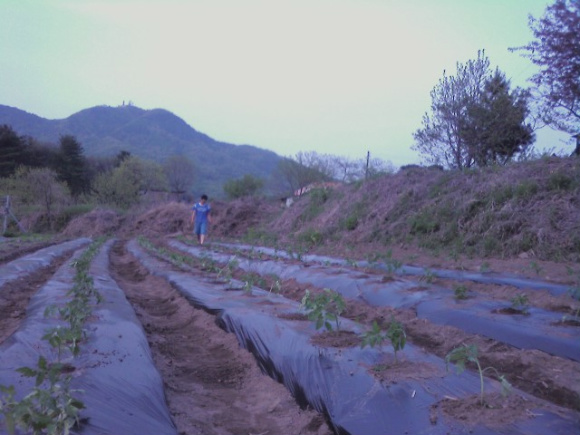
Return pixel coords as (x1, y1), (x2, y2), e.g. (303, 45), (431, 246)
(510, 0), (580, 134)
(164, 155), (195, 193)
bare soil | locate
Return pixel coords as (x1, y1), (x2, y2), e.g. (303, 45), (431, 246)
(108, 240), (331, 435)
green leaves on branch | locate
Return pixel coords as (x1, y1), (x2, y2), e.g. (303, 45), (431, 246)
(301, 289), (346, 332)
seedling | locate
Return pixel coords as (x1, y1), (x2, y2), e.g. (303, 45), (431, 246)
(0, 357), (85, 435)
(566, 267), (580, 319)
(453, 284), (470, 300)
(217, 256), (238, 283)
(479, 262), (491, 273)
(445, 344), (511, 407)
(269, 280), (282, 294)
(421, 268), (436, 283)
(528, 261), (543, 276)
(301, 289), (346, 331)
(361, 317), (407, 363)
(510, 293), (530, 314)
(383, 250), (402, 275)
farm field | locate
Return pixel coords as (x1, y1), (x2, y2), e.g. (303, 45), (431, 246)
(0, 231), (578, 435)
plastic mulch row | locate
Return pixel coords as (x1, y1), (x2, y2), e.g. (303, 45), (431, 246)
(172, 241), (580, 363)
(0, 239), (177, 435)
(129, 239), (579, 435)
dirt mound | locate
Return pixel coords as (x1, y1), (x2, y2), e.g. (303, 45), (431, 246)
(132, 202), (191, 238)
(61, 208), (122, 238)
(211, 197), (281, 238)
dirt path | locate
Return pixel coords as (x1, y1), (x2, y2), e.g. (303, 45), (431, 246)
(109, 240), (331, 435)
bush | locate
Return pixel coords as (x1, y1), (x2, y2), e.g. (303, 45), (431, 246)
(223, 174), (264, 199)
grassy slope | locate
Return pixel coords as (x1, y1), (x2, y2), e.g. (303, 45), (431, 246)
(254, 157), (580, 262)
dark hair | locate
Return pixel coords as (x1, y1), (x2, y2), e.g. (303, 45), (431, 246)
(201, 194), (208, 200)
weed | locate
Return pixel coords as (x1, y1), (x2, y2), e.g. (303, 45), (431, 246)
(343, 214), (358, 231)
(361, 317), (407, 363)
(301, 289), (346, 331)
(297, 229), (324, 247)
(547, 172), (575, 191)
(445, 344), (511, 407)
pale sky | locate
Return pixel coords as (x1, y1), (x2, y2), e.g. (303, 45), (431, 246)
(0, 0), (574, 167)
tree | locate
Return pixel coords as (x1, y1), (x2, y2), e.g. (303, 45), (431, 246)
(223, 174), (264, 199)
(92, 156), (166, 208)
(459, 70), (535, 166)
(0, 125), (26, 178)
(275, 152), (332, 194)
(511, 0), (580, 133)
(5, 167), (70, 230)
(56, 135), (89, 197)
(164, 155), (195, 193)
(412, 51), (491, 169)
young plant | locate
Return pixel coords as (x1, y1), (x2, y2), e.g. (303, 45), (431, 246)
(528, 261), (543, 276)
(269, 280), (282, 294)
(361, 317), (407, 363)
(383, 249), (402, 275)
(453, 284), (470, 300)
(421, 268), (436, 283)
(510, 293), (530, 314)
(445, 344), (511, 407)
(217, 256), (238, 283)
(0, 357), (85, 435)
(301, 289), (346, 332)
(479, 262), (491, 273)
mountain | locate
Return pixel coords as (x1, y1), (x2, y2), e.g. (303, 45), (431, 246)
(0, 104), (283, 198)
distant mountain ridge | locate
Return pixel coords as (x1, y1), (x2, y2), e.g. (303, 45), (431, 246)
(0, 104), (282, 198)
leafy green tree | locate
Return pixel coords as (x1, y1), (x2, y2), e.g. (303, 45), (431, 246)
(223, 174), (264, 199)
(511, 0), (580, 133)
(413, 51), (491, 169)
(0, 125), (26, 178)
(56, 135), (89, 197)
(459, 70), (535, 166)
(92, 156), (166, 208)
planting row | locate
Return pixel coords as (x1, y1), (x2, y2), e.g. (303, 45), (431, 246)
(132, 238), (579, 435)
(0, 239), (176, 435)
(172, 240), (580, 363)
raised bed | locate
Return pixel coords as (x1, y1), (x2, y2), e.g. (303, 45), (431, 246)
(0, 240), (177, 435)
(130, 239), (580, 435)
(171, 241), (580, 363)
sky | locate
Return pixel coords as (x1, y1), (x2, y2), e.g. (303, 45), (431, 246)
(0, 0), (574, 167)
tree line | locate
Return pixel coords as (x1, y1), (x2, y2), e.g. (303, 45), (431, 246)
(0, 127), (196, 230)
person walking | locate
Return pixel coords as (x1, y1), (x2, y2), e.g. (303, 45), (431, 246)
(191, 194), (212, 245)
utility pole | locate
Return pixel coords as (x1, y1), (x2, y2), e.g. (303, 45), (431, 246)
(365, 151), (370, 180)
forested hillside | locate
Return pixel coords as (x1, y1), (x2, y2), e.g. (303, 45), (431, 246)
(0, 104), (282, 197)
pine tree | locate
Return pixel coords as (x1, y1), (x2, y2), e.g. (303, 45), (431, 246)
(56, 135), (89, 197)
